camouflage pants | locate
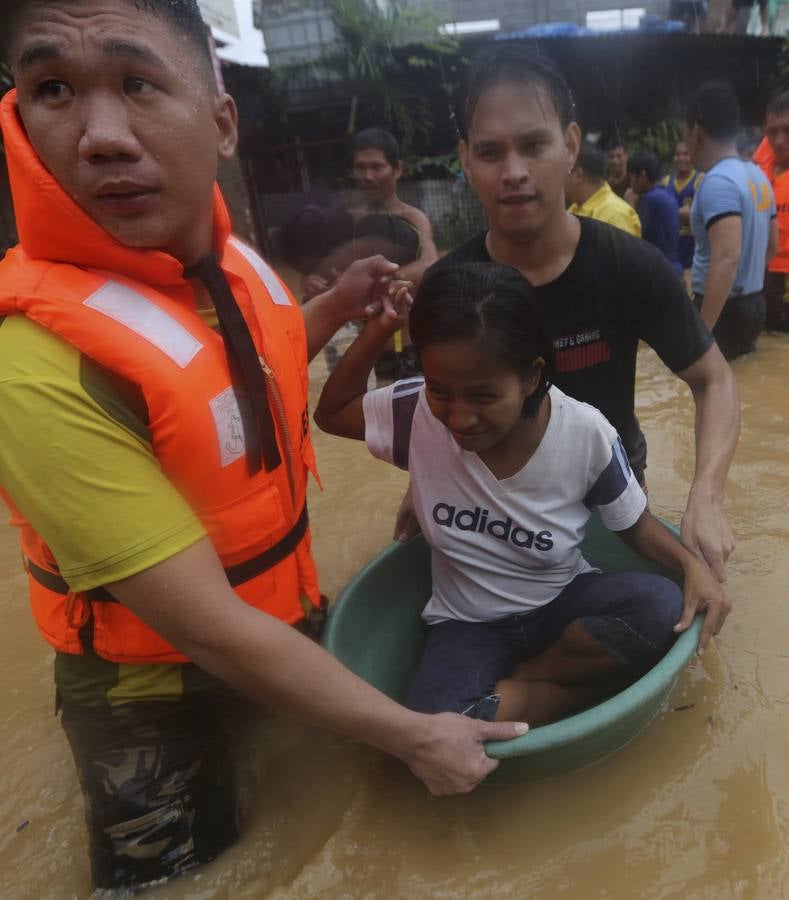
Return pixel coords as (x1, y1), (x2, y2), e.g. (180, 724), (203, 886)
(60, 694), (253, 892)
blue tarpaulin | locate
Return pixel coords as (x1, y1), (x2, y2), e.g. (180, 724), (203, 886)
(496, 18), (686, 40)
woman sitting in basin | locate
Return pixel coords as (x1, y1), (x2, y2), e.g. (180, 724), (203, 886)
(314, 262), (729, 725)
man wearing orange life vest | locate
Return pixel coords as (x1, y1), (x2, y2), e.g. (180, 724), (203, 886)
(755, 91), (789, 331)
(0, 1), (526, 892)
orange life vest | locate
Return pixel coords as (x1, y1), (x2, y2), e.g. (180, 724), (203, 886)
(0, 90), (321, 664)
(754, 137), (789, 275)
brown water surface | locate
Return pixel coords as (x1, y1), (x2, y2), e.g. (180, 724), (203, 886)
(1, 333), (789, 899)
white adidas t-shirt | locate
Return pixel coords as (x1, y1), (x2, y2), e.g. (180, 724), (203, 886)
(363, 381), (647, 623)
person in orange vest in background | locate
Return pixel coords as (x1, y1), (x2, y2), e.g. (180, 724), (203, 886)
(0, 1), (526, 893)
(755, 92), (789, 331)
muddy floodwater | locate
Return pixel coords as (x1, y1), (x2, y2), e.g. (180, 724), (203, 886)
(1, 327), (789, 899)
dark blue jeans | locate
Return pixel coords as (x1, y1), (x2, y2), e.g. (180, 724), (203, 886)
(406, 571), (683, 720)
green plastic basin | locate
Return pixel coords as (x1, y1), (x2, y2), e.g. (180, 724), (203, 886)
(322, 513), (702, 780)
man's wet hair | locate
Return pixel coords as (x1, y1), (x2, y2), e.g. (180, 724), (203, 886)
(456, 44), (575, 139)
(351, 128), (400, 167)
(575, 142), (606, 182)
(410, 262), (554, 419)
(766, 91), (789, 118)
(627, 150), (661, 184)
(1, 0), (214, 77)
(685, 81), (740, 141)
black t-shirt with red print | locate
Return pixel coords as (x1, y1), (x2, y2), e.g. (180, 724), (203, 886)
(428, 217), (713, 481)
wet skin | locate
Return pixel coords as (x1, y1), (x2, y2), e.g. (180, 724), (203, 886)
(8, 0), (238, 266)
(458, 82), (581, 244)
(420, 338), (545, 480)
(352, 147), (403, 208)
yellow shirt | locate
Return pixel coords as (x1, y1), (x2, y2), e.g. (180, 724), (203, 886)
(0, 314), (213, 706)
(569, 182), (642, 238)
(0, 315), (205, 590)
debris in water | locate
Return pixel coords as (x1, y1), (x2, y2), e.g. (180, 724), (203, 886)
(15, 820), (29, 833)
(672, 703), (695, 712)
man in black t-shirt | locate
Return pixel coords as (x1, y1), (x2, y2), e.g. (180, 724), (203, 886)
(404, 45), (740, 584)
(433, 219), (704, 481)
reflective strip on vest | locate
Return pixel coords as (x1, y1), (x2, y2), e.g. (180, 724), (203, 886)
(85, 282), (204, 368)
(229, 237), (293, 307)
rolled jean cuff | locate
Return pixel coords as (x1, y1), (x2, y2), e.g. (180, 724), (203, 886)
(461, 693), (501, 721)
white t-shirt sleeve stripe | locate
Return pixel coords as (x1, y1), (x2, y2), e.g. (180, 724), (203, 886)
(585, 436), (646, 532)
(595, 477), (646, 532)
(392, 390), (419, 469)
(363, 379), (422, 470)
(363, 385), (396, 464)
(584, 437), (630, 506)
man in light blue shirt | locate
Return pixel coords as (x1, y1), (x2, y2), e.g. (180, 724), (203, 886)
(686, 81), (777, 359)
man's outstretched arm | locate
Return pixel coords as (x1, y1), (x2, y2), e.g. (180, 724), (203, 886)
(677, 342), (740, 582)
(107, 538), (528, 795)
(300, 256), (399, 361)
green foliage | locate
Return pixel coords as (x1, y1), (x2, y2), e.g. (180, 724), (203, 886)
(770, 36), (789, 95)
(319, 0), (458, 150)
(624, 118), (684, 164)
(402, 151), (462, 180)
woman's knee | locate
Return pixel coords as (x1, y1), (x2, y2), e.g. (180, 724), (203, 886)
(580, 574), (683, 665)
(406, 676), (499, 719)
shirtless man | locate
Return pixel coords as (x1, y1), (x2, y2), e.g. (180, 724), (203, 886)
(303, 128), (438, 299)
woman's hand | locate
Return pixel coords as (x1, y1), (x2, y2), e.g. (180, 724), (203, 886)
(362, 278), (414, 339)
(382, 278), (414, 324)
(673, 557), (732, 654)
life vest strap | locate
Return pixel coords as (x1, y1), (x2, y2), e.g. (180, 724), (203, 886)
(225, 504), (308, 587)
(25, 558), (115, 601)
(25, 503), (309, 599)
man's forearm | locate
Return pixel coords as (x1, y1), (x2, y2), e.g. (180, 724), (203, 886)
(109, 542), (424, 761)
(184, 593), (425, 760)
(675, 345), (739, 579)
(687, 354), (740, 502)
(700, 257), (738, 330)
(301, 288), (345, 361)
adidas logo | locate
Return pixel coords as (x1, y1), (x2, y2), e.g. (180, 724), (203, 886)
(432, 503), (554, 551)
